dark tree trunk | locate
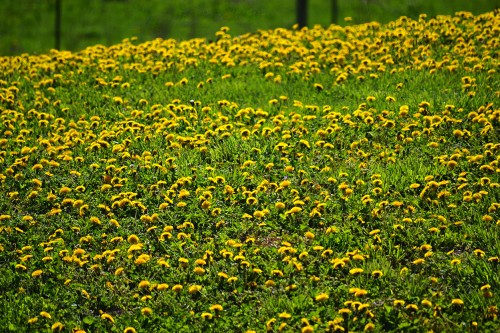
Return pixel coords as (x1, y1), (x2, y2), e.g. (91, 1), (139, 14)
(55, 0), (61, 49)
(331, 0), (338, 24)
(297, 0), (307, 28)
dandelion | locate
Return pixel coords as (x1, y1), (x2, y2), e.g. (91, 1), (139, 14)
(339, 308), (351, 315)
(315, 293), (329, 302)
(272, 269), (284, 277)
(141, 307), (153, 316)
(406, 304), (418, 311)
(51, 322), (64, 331)
(314, 83), (323, 91)
(157, 283), (169, 291)
(304, 231), (315, 239)
(265, 280), (276, 287)
(40, 311), (51, 319)
(421, 299), (432, 307)
(201, 312), (213, 320)
(210, 304), (223, 312)
(179, 257), (189, 268)
(193, 266), (206, 275)
(138, 280), (150, 289)
(302, 326), (314, 333)
(90, 216), (101, 225)
(188, 285), (202, 294)
(412, 258), (425, 265)
(451, 298), (464, 306)
(474, 249), (485, 257)
(279, 312), (291, 319)
(481, 284), (491, 291)
(178, 189), (190, 198)
(124, 328), (137, 333)
(31, 270), (43, 277)
(361, 323), (375, 332)
(354, 289), (368, 297)
(101, 313), (115, 323)
(275, 202), (286, 209)
(135, 254), (150, 265)
(227, 276), (238, 283)
(394, 299), (405, 306)
(172, 284), (183, 293)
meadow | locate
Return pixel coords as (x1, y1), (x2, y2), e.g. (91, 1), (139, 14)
(0, 9), (499, 333)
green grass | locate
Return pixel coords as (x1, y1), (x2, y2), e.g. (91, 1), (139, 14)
(0, 8), (499, 333)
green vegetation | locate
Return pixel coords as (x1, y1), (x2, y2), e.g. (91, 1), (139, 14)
(0, 8), (499, 333)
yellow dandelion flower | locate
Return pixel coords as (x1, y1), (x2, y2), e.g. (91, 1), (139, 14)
(201, 312), (213, 320)
(227, 276), (238, 283)
(210, 304), (223, 312)
(412, 258), (425, 265)
(279, 311), (291, 319)
(364, 322), (375, 331)
(302, 326), (314, 333)
(421, 299), (432, 307)
(451, 298), (464, 306)
(172, 284), (183, 293)
(179, 257), (189, 267)
(124, 327), (137, 333)
(315, 293), (329, 302)
(481, 284), (491, 291)
(51, 322), (64, 331)
(304, 231), (315, 239)
(156, 283), (169, 291)
(134, 254), (150, 265)
(265, 280), (276, 287)
(406, 304), (418, 311)
(32, 164), (43, 171)
(40, 311), (51, 319)
(354, 289), (368, 297)
(275, 202), (286, 209)
(138, 280), (150, 289)
(272, 269), (284, 277)
(339, 308), (351, 315)
(32, 270), (43, 277)
(188, 285), (202, 294)
(101, 313), (114, 323)
(90, 216), (101, 225)
(314, 83), (323, 91)
(394, 299), (405, 306)
(178, 189), (190, 198)
(139, 307), (152, 316)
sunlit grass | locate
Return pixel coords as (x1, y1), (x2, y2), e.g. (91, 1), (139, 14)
(0, 10), (499, 333)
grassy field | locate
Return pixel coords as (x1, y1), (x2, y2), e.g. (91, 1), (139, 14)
(1, 0), (499, 55)
(0, 8), (499, 333)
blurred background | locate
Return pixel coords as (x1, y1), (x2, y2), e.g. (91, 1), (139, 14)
(1, 0), (499, 56)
